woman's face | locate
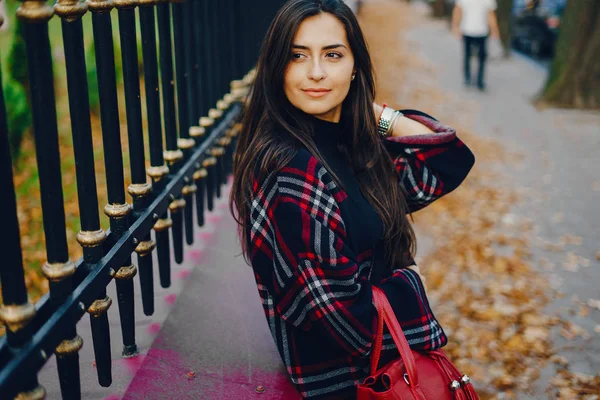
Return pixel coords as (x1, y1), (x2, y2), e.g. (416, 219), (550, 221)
(283, 13), (355, 123)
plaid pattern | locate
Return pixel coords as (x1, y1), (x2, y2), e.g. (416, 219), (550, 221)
(384, 110), (475, 213)
(247, 112), (474, 399)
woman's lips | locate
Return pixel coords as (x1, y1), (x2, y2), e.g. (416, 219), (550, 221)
(303, 89), (331, 98)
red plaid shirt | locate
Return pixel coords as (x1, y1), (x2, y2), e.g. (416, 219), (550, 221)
(247, 111), (475, 398)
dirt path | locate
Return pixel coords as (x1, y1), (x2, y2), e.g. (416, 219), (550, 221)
(360, 1), (600, 399)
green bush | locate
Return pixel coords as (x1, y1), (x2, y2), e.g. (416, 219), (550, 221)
(85, 44), (100, 115)
(7, 20), (28, 91)
(3, 77), (32, 162)
(5, 20), (31, 163)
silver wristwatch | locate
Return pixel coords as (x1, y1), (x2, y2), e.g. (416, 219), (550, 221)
(377, 107), (403, 138)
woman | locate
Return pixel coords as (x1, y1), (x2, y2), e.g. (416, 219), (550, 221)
(230, 0), (475, 398)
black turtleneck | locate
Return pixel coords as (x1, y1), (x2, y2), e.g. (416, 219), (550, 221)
(308, 115), (387, 281)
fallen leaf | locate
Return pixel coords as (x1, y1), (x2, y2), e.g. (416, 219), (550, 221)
(523, 327), (549, 342)
(550, 355), (569, 368)
(561, 234), (583, 246)
(587, 299), (600, 311)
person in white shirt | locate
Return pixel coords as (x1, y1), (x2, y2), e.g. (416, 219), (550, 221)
(452, 0), (500, 90)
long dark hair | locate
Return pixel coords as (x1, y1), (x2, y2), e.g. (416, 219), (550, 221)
(230, 0), (416, 269)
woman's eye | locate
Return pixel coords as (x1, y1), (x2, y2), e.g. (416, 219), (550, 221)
(326, 52), (343, 59)
(291, 53), (306, 59)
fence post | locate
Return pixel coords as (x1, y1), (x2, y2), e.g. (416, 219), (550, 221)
(158, 0), (189, 256)
(19, 0), (81, 397)
(0, 12), (43, 396)
(138, 0), (174, 287)
(88, 0), (135, 383)
(114, 0), (157, 318)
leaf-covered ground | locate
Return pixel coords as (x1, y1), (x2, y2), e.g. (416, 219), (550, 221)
(360, 1), (599, 398)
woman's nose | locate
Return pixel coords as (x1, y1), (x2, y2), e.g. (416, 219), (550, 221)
(308, 60), (326, 82)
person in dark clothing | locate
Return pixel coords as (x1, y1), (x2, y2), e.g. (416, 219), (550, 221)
(452, 0), (500, 90)
(463, 35), (488, 89)
(230, 0), (475, 398)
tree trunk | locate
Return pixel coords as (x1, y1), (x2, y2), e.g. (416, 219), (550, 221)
(497, 0), (513, 57)
(432, 0), (445, 18)
(540, 0), (600, 109)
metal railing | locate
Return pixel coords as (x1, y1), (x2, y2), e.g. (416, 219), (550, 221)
(0, 0), (282, 398)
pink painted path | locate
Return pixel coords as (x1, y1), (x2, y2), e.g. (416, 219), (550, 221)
(120, 193), (299, 399)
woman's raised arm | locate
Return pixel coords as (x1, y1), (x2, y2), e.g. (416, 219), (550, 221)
(378, 109), (476, 213)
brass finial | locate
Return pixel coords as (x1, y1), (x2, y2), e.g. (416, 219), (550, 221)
(55, 335), (84, 356)
(55, 0), (88, 20)
(208, 108), (222, 120)
(17, 0), (54, 22)
(104, 203), (132, 219)
(217, 137), (231, 147)
(88, 297), (112, 318)
(111, 264), (137, 280)
(42, 260), (76, 281)
(217, 99), (228, 111)
(168, 198), (186, 212)
(0, 302), (36, 333)
(189, 126), (205, 138)
(223, 93), (234, 105)
(210, 147), (225, 157)
(202, 156), (217, 167)
(199, 117), (215, 128)
(135, 239), (156, 256)
(76, 229), (107, 248)
(113, 0), (137, 9)
(86, 0), (114, 12)
(244, 68), (257, 85)
(127, 182), (153, 198)
(227, 123), (242, 138)
(193, 168), (207, 180)
(231, 87), (249, 102)
(163, 149), (184, 163)
(147, 164), (170, 181)
(230, 80), (246, 90)
(182, 184), (197, 196)
(14, 385), (46, 400)
(177, 138), (196, 150)
(153, 218), (173, 232)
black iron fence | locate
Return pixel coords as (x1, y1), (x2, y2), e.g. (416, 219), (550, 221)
(0, 0), (283, 398)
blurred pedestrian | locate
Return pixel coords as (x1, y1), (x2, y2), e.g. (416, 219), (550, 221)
(231, 0), (475, 398)
(452, 0), (500, 90)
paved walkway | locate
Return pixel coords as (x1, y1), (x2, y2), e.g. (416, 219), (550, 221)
(394, 1), (600, 396)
